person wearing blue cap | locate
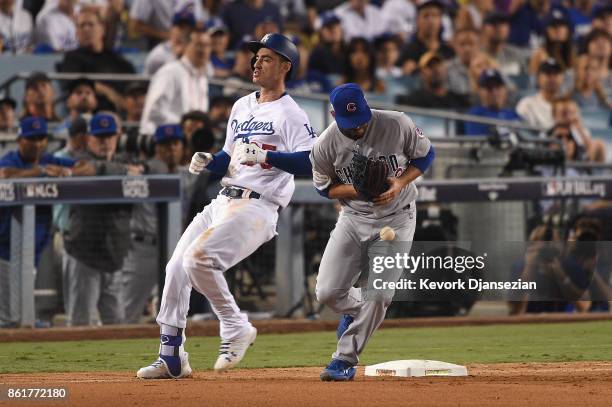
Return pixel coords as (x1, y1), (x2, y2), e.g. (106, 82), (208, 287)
(0, 117), (94, 326)
(464, 68), (521, 136)
(123, 124), (186, 324)
(310, 83), (435, 381)
(143, 10), (197, 75)
(308, 12), (345, 79)
(61, 112), (144, 327)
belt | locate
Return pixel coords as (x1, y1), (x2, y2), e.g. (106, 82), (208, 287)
(220, 186), (261, 199)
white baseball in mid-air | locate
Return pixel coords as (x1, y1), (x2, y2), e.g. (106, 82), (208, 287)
(379, 226), (395, 241)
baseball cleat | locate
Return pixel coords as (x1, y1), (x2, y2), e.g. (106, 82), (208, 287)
(336, 314), (354, 339)
(320, 359), (356, 382)
(136, 352), (192, 379)
(214, 326), (257, 371)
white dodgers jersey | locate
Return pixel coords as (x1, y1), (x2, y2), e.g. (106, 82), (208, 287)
(222, 92), (317, 207)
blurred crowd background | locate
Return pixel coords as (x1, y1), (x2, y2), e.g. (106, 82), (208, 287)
(0, 0), (611, 328)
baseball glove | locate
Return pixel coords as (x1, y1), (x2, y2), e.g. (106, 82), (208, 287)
(350, 153), (389, 200)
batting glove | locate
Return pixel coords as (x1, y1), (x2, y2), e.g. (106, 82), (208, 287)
(234, 142), (267, 165)
(189, 152), (213, 174)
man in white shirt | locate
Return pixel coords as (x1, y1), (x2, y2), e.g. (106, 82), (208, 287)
(516, 59), (565, 130)
(35, 0), (78, 51)
(334, 0), (387, 42)
(143, 10), (196, 75)
(129, 0), (206, 49)
(140, 29), (212, 136)
(381, 0), (416, 41)
(0, 0), (33, 53)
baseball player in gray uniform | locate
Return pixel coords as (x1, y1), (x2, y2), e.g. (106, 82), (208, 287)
(310, 83), (435, 381)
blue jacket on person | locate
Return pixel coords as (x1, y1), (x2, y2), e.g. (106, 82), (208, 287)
(464, 106), (522, 136)
(0, 151), (76, 264)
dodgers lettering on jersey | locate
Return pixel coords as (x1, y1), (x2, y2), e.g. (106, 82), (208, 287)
(310, 109), (431, 218)
(222, 92), (316, 207)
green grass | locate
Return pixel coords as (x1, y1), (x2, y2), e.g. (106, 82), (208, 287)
(2, 321), (612, 374)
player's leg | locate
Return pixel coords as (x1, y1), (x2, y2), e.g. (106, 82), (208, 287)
(181, 196), (278, 370)
(316, 211), (364, 381)
(98, 270), (125, 325)
(315, 212), (363, 316)
(123, 241), (158, 324)
(62, 252), (101, 326)
(137, 200), (216, 379)
(334, 205), (416, 367)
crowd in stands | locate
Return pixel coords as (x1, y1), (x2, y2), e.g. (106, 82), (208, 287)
(0, 0), (611, 325)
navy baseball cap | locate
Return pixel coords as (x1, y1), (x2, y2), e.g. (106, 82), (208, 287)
(155, 124), (184, 143)
(19, 116), (49, 138)
(205, 18), (228, 35)
(478, 68), (505, 87)
(90, 113), (118, 136)
(538, 58), (563, 74)
(546, 9), (569, 27)
(172, 10), (196, 27)
(483, 11), (510, 25)
(318, 11), (341, 29)
(330, 83), (372, 129)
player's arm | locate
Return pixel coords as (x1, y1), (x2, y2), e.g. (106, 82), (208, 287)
(189, 150), (231, 175)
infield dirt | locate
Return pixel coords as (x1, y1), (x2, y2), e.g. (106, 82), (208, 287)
(2, 362), (612, 407)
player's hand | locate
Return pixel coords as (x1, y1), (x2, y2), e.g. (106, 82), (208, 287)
(189, 152), (213, 174)
(234, 142), (267, 165)
(373, 177), (405, 206)
(43, 164), (67, 177)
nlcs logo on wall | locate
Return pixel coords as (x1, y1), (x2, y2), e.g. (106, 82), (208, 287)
(122, 179), (150, 199)
(25, 183), (59, 199)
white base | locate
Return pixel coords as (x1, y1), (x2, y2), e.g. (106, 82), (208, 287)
(364, 360), (468, 377)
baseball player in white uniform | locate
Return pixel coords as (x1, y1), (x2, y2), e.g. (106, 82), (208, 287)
(310, 83), (435, 381)
(137, 33), (316, 379)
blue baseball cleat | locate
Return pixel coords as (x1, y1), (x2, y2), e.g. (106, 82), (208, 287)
(320, 359), (356, 381)
(336, 314), (354, 339)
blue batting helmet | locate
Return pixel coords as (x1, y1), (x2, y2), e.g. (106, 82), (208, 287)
(247, 33), (300, 81)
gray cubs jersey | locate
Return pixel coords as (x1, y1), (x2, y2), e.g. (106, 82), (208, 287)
(310, 109), (431, 218)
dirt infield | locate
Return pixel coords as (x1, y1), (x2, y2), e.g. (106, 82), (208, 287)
(1, 362), (611, 407)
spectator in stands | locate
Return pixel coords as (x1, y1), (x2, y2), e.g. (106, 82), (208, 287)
(141, 29), (211, 136)
(0, 117), (93, 263)
(334, 0), (387, 42)
(568, 0), (597, 39)
(129, 0), (206, 49)
(207, 18), (233, 78)
(573, 56), (611, 110)
(207, 95), (235, 148)
(21, 72), (60, 121)
(516, 58), (564, 129)
(398, 0), (455, 75)
(308, 12), (345, 77)
(548, 123), (580, 161)
(383, 0), (420, 39)
(57, 8), (135, 111)
(62, 113), (143, 326)
(180, 110), (210, 164)
(253, 16), (280, 42)
(551, 96), (606, 162)
(341, 37), (385, 95)
(223, 35), (256, 96)
(35, 0), (78, 52)
(123, 82), (147, 123)
(55, 77), (98, 138)
(123, 124), (185, 324)
(466, 52), (502, 101)
(143, 10), (196, 76)
(0, 97), (15, 131)
(464, 68), (521, 136)
(508, 0), (570, 48)
(375, 34), (403, 80)
(455, 0), (495, 31)
(397, 51), (469, 108)
(55, 115), (89, 159)
(448, 28), (480, 97)
(591, 6), (612, 37)
(529, 10), (575, 93)
(579, 29), (611, 93)
(0, 0), (33, 53)
(481, 12), (529, 78)
(381, 0), (417, 41)
(220, 0), (282, 49)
